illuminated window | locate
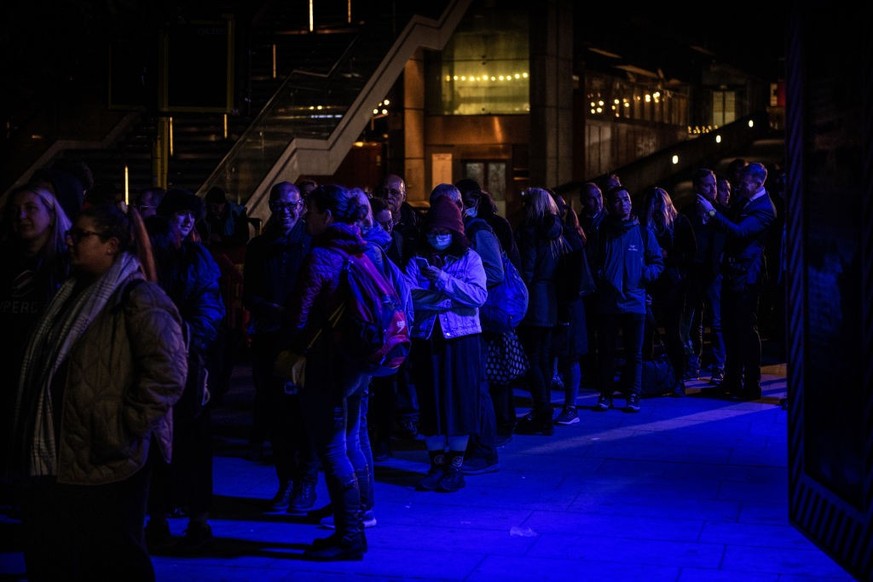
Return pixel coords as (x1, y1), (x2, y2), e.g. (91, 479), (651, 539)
(712, 90), (737, 126)
(427, 6), (529, 115)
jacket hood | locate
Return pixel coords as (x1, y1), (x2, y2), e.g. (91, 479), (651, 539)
(362, 224), (392, 250)
(315, 222), (367, 254)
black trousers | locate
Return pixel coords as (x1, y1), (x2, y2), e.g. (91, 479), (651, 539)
(20, 459), (155, 582)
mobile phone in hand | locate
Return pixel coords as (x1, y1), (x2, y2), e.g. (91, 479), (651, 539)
(413, 257), (430, 270)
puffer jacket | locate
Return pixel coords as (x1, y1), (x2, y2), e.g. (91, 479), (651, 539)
(288, 222), (368, 342)
(288, 223), (370, 394)
(57, 276), (188, 484)
(404, 248), (487, 340)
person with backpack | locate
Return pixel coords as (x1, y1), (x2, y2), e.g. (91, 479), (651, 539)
(405, 189), (488, 493)
(313, 188), (412, 532)
(287, 184), (375, 561)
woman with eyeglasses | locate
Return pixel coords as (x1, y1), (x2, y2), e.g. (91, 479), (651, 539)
(10, 203), (187, 581)
(0, 185), (72, 488)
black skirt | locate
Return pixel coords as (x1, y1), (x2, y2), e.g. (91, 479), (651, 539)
(411, 333), (483, 437)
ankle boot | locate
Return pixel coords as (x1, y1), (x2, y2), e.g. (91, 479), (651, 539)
(305, 480), (366, 561)
(416, 451), (446, 491)
(437, 452), (466, 492)
(514, 410), (554, 436)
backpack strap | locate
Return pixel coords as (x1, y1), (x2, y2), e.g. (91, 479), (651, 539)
(465, 217), (494, 241)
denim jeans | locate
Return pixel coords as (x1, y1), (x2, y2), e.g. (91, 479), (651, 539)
(301, 360), (370, 533)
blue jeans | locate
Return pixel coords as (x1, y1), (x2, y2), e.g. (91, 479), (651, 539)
(302, 363), (370, 531)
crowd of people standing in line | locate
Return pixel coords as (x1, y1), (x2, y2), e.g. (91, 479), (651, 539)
(0, 156), (781, 574)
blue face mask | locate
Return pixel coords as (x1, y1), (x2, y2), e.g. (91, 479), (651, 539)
(427, 233), (452, 251)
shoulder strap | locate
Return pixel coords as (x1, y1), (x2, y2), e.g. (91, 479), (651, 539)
(465, 217), (494, 239)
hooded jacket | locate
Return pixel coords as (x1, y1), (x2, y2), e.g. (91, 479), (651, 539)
(594, 216), (664, 315)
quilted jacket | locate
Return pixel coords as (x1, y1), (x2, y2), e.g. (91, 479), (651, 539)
(56, 276), (187, 484)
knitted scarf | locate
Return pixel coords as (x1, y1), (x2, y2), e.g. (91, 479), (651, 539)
(15, 252), (143, 476)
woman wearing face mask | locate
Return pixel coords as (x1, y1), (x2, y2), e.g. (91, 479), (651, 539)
(404, 190), (487, 493)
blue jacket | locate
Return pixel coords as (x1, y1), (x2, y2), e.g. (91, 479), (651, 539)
(594, 217), (664, 315)
(405, 248), (487, 340)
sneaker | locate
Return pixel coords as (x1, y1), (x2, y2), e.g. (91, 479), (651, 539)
(320, 509), (377, 529)
(554, 406), (580, 425)
(625, 393), (641, 413)
(594, 395), (612, 411)
(288, 480), (317, 513)
(461, 457), (500, 475)
(710, 368), (725, 385)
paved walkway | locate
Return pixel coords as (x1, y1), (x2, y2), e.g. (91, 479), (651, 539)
(0, 358), (853, 581)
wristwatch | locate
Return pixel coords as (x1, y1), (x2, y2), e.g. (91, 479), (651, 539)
(707, 208), (716, 218)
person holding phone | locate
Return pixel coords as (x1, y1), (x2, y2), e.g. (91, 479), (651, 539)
(404, 189), (487, 493)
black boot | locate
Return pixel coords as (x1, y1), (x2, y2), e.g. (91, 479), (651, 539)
(416, 451), (446, 491)
(305, 480), (366, 561)
(437, 452), (466, 492)
(514, 410), (554, 436)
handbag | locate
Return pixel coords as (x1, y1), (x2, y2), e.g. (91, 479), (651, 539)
(485, 330), (529, 384)
(272, 323), (327, 388)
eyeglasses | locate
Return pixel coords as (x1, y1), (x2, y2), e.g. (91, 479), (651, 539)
(272, 200), (303, 213)
(65, 228), (104, 244)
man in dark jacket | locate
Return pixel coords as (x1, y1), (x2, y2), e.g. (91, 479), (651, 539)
(376, 174), (420, 267)
(593, 186), (664, 412)
(243, 181), (317, 512)
(697, 162), (777, 401)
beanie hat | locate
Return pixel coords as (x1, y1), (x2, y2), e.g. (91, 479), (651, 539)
(426, 195), (464, 236)
(157, 188), (203, 218)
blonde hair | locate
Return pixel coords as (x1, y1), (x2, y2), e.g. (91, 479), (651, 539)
(641, 187), (677, 235)
(6, 185), (72, 259)
(521, 187), (559, 224)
